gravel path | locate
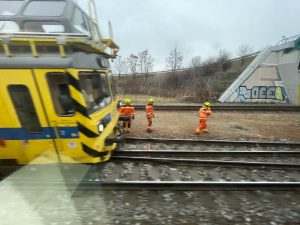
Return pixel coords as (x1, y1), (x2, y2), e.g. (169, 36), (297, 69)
(126, 111), (300, 142)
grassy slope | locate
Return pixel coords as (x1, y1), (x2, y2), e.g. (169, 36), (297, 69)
(116, 57), (255, 104)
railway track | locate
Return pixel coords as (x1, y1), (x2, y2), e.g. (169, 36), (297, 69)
(82, 160), (300, 191)
(114, 137), (300, 165)
(112, 155), (300, 168)
(114, 149), (300, 157)
(1, 137), (299, 192)
(133, 104), (300, 111)
(83, 137), (300, 191)
(1, 138), (299, 224)
(123, 136), (300, 150)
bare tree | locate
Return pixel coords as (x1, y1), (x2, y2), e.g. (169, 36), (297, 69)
(127, 54), (139, 76)
(189, 56), (202, 85)
(144, 51), (154, 74)
(206, 73), (218, 100)
(138, 49), (154, 74)
(190, 56), (201, 68)
(138, 51), (144, 74)
(137, 49), (154, 86)
(217, 49), (231, 72)
(237, 44), (254, 65)
(165, 47), (183, 71)
(112, 56), (128, 79)
(163, 47), (184, 93)
(202, 57), (217, 75)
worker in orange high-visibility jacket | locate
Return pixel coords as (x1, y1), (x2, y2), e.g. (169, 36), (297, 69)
(195, 101), (212, 134)
(145, 98), (155, 131)
(119, 98), (135, 133)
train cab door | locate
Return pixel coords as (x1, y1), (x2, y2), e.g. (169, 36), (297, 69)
(33, 69), (84, 163)
(0, 69), (60, 164)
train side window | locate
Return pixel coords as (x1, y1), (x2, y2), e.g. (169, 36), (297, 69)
(0, 21), (20, 32)
(298, 61), (300, 70)
(0, 1), (23, 15)
(23, 21), (65, 33)
(23, 1), (67, 17)
(72, 7), (91, 35)
(8, 85), (42, 133)
(47, 73), (75, 116)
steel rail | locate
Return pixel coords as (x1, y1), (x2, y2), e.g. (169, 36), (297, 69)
(111, 156), (300, 169)
(124, 137), (300, 148)
(133, 105), (300, 111)
(2, 180), (299, 191)
(81, 181), (300, 191)
(114, 150), (300, 157)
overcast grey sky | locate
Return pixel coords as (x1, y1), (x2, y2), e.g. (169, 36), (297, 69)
(78, 0), (299, 70)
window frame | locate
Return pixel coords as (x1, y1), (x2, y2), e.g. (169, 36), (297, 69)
(23, 21), (65, 33)
(108, 72), (117, 97)
(8, 84), (42, 133)
(0, 21), (20, 32)
(0, 0), (23, 16)
(71, 7), (92, 35)
(22, 0), (67, 17)
(46, 72), (75, 117)
(78, 72), (112, 115)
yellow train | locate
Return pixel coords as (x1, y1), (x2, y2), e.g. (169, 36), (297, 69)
(0, 0), (121, 164)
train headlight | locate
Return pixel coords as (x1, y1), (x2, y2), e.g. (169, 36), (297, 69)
(98, 124), (104, 133)
(117, 100), (122, 109)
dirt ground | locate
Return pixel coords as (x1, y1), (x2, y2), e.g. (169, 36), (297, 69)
(125, 110), (300, 142)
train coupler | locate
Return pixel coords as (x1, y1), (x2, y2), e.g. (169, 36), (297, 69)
(105, 135), (124, 146)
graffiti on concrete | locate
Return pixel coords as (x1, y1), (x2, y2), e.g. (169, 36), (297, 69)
(238, 86), (289, 101)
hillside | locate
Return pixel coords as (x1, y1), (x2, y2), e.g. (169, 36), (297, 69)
(115, 56), (254, 103)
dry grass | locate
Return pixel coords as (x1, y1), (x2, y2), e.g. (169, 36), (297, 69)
(119, 94), (190, 104)
(115, 57), (254, 102)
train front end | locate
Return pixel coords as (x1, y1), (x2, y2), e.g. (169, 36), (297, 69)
(0, 0), (121, 164)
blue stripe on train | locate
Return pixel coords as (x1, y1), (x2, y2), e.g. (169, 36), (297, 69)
(57, 126), (79, 139)
(0, 127), (79, 140)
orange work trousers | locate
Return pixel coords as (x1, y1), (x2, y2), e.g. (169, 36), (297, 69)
(195, 118), (207, 133)
(147, 115), (153, 128)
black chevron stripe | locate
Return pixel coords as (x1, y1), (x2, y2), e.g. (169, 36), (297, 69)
(72, 99), (90, 119)
(82, 143), (108, 158)
(67, 73), (81, 92)
(77, 122), (99, 138)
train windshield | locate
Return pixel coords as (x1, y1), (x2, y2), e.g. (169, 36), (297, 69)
(79, 72), (111, 114)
